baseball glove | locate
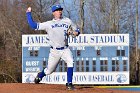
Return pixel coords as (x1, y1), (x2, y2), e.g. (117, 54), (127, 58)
(67, 26), (76, 38)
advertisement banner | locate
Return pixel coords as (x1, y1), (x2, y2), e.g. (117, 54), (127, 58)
(22, 72), (129, 84)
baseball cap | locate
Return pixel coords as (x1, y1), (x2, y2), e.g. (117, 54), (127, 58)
(52, 4), (63, 12)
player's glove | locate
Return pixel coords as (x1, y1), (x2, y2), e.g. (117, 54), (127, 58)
(67, 26), (77, 38)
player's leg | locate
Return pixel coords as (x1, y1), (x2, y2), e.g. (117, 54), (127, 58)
(44, 51), (60, 75)
(61, 48), (75, 90)
(34, 49), (61, 84)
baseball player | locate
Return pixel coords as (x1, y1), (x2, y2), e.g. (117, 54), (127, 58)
(26, 4), (80, 90)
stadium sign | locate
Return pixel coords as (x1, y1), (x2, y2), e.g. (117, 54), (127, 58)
(22, 34), (129, 84)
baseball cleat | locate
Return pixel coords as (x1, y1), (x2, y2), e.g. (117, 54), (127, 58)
(34, 72), (45, 84)
(34, 77), (42, 84)
(66, 83), (75, 90)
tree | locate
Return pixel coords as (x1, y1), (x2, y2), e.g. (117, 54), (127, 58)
(79, 0), (85, 34)
(0, 0), (58, 83)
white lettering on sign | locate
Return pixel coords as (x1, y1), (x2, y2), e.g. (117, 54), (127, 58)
(28, 47), (33, 50)
(72, 46), (85, 50)
(28, 47), (40, 50)
(26, 61), (39, 66)
(25, 67), (40, 72)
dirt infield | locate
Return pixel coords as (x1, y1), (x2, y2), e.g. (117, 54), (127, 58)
(0, 83), (139, 93)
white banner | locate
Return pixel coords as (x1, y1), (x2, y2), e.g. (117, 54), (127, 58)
(22, 35), (50, 47)
(22, 34), (129, 47)
(22, 72), (129, 84)
(69, 34), (129, 46)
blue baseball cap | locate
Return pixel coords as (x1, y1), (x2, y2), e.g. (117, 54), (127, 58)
(52, 4), (63, 12)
